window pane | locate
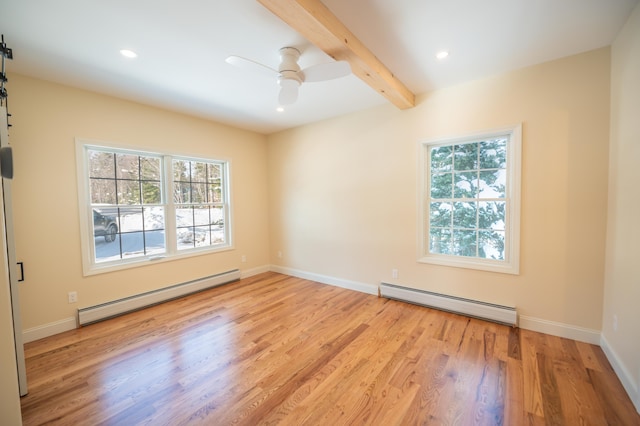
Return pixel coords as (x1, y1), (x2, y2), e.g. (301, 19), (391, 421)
(453, 202), (477, 229)
(454, 143), (478, 171)
(93, 209), (120, 262)
(191, 183), (208, 204)
(453, 171), (477, 198)
(94, 205), (166, 262)
(120, 231), (145, 258)
(479, 230), (505, 260)
(479, 169), (506, 198)
(194, 226), (212, 247)
(116, 154), (140, 180)
(141, 157), (161, 180)
(480, 139), (507, 169)
(95, 234), (121, 263)
(89, 151), (115, 178)
(143, 207), (165, 230)
(176, 206), (226, 248)
(430, 202), (451, 227)
(176, 207), (194, 227)
(212, 228), (226, 244)
(430, 145), (453, 172)
(430, 228), (452, 254)
(193, 206), (210, 226)
(119, 207), (144, 232)
(453, 229), (477, 257)
(143, 230), (166, 255)
(192, 162), (208, 183)
(142, 181), (161, 204)
(173, 159), (190, 181)
(210, 183), (222, 203)
(208, 164), (221, 181)
(177, 227), (195, 250)
(117, 180), (141, 205)
(90, 179), (116, 204)
(478, 202), (506, 230)
(211, 206), (225, 227)
(431, 173), (452, 199)
(174, 182), (191, 204)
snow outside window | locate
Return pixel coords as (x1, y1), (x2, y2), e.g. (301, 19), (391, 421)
(76, 141), (231, 275)
(419, 125), (521, 274)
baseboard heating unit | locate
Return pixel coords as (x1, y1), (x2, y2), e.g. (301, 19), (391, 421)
(379, 282), (517, 326)
(78, 269), (241, 326)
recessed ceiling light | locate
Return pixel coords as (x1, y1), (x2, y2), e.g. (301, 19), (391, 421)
(120, 49), (138, 59)
(436, 51), (449, 60)
(276, 106), (285, 112)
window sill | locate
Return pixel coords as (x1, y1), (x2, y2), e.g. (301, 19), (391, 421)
(418, 254), (519, 275)
(83, 244), (234, 276)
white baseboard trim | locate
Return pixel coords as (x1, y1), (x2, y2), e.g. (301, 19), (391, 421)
(600, 334), (640, 414)
(269, 265), (378, 296)
(23, 317), (77, 343)
(240, 265), (271, 279)
(517, 315), (601, 344)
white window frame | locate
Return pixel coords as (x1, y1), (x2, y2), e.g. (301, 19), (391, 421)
(418, 125), (522, 274)
(76, 139), (233, 276)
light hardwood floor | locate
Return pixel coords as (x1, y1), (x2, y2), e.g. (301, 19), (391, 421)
(20, 272), (640, 425)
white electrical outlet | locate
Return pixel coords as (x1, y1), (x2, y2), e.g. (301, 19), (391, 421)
(613, 314), (618, 332)
(392, 269), (398, 279)
(241, 255), (247, 263)
(277, 251), (282, 259)
(68, 291), (78, 304)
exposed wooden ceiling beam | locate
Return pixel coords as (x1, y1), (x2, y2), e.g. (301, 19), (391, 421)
(257, 0), (416, 109)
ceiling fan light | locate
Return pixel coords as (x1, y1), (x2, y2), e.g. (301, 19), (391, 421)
(278, 77), (301, 89)
(278, 70), (302, 87)
(120, 49), (138, 58)
(278, 80), (299, 105)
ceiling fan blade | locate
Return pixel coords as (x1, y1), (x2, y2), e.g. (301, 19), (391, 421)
(225, 55), (278, 79)
(301, 61), (351, 82)
(278, 79), (299, 105)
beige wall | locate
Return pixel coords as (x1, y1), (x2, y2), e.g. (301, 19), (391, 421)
(604, 3), (640, 410)
(9, 74), (269, 330)
(268, 48), (611, 333)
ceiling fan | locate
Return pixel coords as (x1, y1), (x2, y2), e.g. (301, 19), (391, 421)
(225, 47), (351, 105)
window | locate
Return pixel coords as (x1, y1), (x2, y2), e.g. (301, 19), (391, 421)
(419, 125), (521, 274)
(173, 159), (226, 250)
(77, 141), (231, 275)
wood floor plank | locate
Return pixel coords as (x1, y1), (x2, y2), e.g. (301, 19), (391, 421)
(553, 358), (607, 426)
(19, 272), (640, 425)
(505, 356), (525, 425)
(537, 353), (564, 426)
(521, 330), (546, 418)
(508, 326), (522, 360)
(574, 341), (604, 372)
(588, 367), (640, 426)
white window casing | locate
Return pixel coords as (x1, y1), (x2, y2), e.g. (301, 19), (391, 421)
(418, 124), (522, 274)
(76, 139), (233, 276)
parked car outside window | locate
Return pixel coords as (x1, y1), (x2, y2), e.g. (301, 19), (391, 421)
(93, 209), (118, 243)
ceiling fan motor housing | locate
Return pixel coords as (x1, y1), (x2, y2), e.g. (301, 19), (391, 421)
(278, 47), (303, 85)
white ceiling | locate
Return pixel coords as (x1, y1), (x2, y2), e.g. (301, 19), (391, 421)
(1, 0), (637, 134)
